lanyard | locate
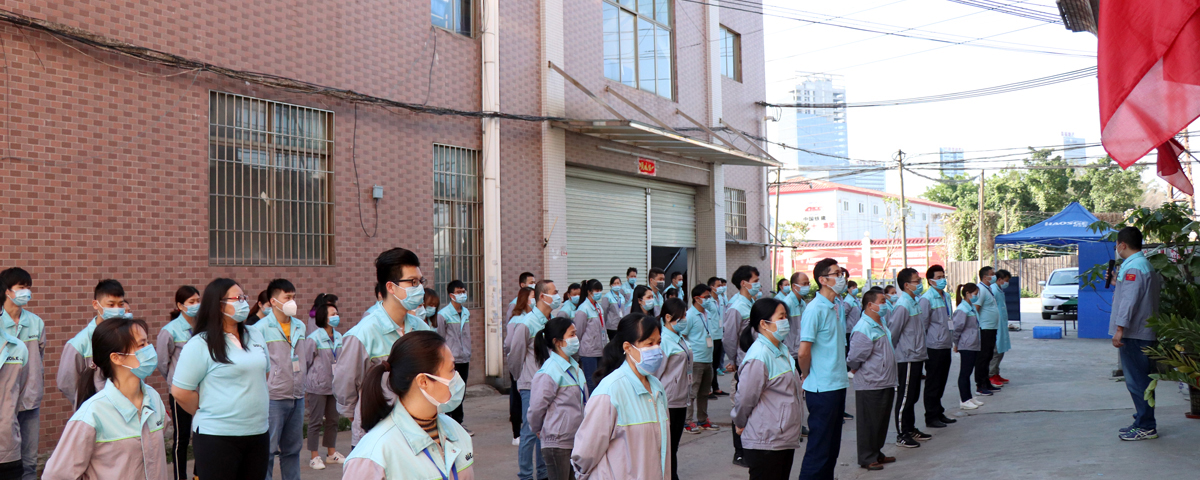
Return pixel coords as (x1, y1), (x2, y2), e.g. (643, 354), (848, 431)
(564, 368), (588, 405)
(941, 292), (951, 316)
(423, 448), (459, 480)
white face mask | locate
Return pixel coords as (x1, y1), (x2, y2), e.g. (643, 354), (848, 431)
(274, 298), (298, 317)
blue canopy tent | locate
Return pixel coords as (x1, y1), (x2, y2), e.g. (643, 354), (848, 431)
(994, 202), (1115, 337)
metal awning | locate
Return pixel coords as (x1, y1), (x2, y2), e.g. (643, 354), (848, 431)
(725, 231), (795, 249)
(552, 119), (783, 168)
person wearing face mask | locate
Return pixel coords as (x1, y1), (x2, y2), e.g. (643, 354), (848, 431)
(0, 307), (29, 480)
(437, 280), (473, 431)
(783, 272), (811, 438)
(528, 317), (588, 480)
(646, 268), (667, 317)
(722, 265), (760, 468)
(601, 277), (626, 341)
(681, 285), (720, 434)
(506, 272), (538, 325)
(732, 298), (802, 480)
(847, 290), (897, 471)
(951, 283), (984, 411)
(797, 258), (849, 480)
(623, 267), (640, 300)
(842, 281), (862, 379)
(886, 268), (930, 449)
(58, 279), (130, 411)
(774, 278), (790, 301)
(306, 293), (338, 335)
(334, 248), (434, 450)
(505, 286), (536, 445)
(1109, 227), (1162, 441)
(171, 278), (271, 480)
(299, 301), (346, 470)
(43, 316), (168, 480)
(507, 280), (559, 480)
(557, 283), (582, 320)
(572, 313), (669, 480)
(573, 280), (607, 392)
(342, 331), (473, 480)
(246, 289), (271, 326)
(654, 299), (692, 480)
(155, 285), (200, 480)
(974, 267), (1002, 394)
(919, 266), (957, 431)
(1, 267), (43, 480)
(416, 288), (440, 329)
(705, 277), (729, 397)
(249, 279), (308, 480)
(664, 272), (686, 305)
(989, 270), (1013, 386)
(880, 285), (898, 325)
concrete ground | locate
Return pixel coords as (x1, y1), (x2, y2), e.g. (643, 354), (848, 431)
(203, 299), (1199, 479)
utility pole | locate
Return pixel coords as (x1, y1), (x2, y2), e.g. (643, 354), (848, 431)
(772, 167), (782, 283)
(978, 169), (986, 270)
(925, 222), (930, 269)
(1184, 131), (1195, 214)
(896, 149), (908, 269)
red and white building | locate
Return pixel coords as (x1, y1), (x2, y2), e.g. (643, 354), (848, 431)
(770, 177), (957, 242)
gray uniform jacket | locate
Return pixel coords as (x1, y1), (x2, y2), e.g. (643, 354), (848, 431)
(722, 295), (753, 367)
(1109, 256), (1162, 341)
(570, 363), (670, 480)
(887, 294), (928, 363)
(1, 308), (44, 412)
(0, 332), (29, 464)
(731, 335), (803, 451)
(919, 290), (954, 350)
(437, 304), (472, 364)
(599, 292), (626, 332)
(506, 308), (549, 390)
(57, 319), (107, 410)
(527, 354), (589, 450)
(951, 303), (981, 351)
(299, 328), (342, 396)
(574, 300), (607, 358)
(154, 315), (192, 393)
(847, 318), (898, 391)
(41, 380), (170, 480)
(841, 297), (862, 333)
(653, 328), (693, 408)
(252, 315), (307, 400)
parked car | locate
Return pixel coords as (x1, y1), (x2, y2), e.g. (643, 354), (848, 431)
(1039, 267), (1078, 320)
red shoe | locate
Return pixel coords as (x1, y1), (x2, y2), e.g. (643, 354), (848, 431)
(989, 375), (1005, 386)
(997, 375), (1010, 384)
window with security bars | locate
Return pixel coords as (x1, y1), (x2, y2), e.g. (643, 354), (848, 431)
(434, 144), (482, 308)
(208, 92), (334, 266)
(603, 0), (673, 98)
(725, 187), (747, 240)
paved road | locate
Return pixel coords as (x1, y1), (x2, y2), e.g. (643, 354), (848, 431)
(212, 301), (1199, 479)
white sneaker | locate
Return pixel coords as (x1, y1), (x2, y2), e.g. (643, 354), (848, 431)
(513, 437), (520, 446)
(847, 371), (855, 379)
(326, 452), (346, 464)
(309, 457), (326, 470)
(960, 400), (978, 410)
(969, 397), (985, 406)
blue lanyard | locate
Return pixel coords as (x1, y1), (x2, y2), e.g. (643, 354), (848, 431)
(423, 448), (458, 480)
(564, 368), (588, 405)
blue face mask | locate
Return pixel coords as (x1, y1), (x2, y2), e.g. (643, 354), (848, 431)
(915, 282), (926, 296)
(118, 344), (158, 380)
(849, 287), (859, 296)
(393, 284), (425, 311)
(100, 307), (129, 320)
(935, 278), (948, 290)
(226, 300), (250, 323)
(328, 315), (341, 328)
(563, 336), (580, 357)
(543, 293), (564, 310)
(716, 285), (727, 294)
(632, 345), (664, 377)
(184, 304), (200, 317)
(771, 318), (790, 342)
(748, 282), (762, 296)
(971, 295), (983, 306)
(591, 291), (603, 302)
(453, 293), (468, 304)
(570, 295), (580, 305)
(420, 372), (466, 414)
(798, 285), (811, 296)
(642, 299), (655, 311)
(628, 278), (638, 287)
(9, 289), (31, 307)
(702, 297), (717, 311)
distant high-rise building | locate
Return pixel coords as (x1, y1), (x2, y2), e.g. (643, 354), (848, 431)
(939, 148), (965, 177)
(1062, 132), (1086, 165)
(775, 72), (883, 189)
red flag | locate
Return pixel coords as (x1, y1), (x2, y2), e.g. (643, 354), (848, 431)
(1099, 1), (1200, 193)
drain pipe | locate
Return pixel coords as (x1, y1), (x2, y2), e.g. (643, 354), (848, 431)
(482, 0), (503, 380)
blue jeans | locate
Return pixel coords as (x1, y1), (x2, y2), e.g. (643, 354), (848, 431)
(266, 398), (304, 480)
(518, 389), (546, 480)
(799, 389), (846, 480)
(17, 408), (38, 480)
(1120, 338), (1157, 430)
(579, 357), (600, 393)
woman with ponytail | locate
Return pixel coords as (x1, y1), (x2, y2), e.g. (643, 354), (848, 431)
(342, 331), (472, 480)
(574, 280), (607, 392)
(572, 314), (669, 480)
(301, 302), (346, 470)
(505, 286), (535, 445)
(527, 317), (587, 480)
(630, 285), (656, 316)
(155, 285), (199, 480)
(557, 283), (582, 319)
(731, 298), (802, 480)
(655, 299), (692, 480)
(247, 289), (271, 326)
(170, 278), (271, 480)
(952, 283), (984, 411)
(43, 316), (169, 480)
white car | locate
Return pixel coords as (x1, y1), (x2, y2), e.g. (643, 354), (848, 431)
(1039, 267), (1079, 320)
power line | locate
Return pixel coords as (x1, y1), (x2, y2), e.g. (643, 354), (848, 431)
(945, 0), (1063, 24)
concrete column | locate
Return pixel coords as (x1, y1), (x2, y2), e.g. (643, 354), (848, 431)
(541, 0), (568, 284)
(697, 163), (727, 281)
(707, 0), (722, 127)
(482, 0), (503, 377)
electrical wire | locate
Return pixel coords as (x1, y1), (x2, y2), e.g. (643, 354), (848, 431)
(946, 0), (1063, 24)
(349, 105), (379, 238)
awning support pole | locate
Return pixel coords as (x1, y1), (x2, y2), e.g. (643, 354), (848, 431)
(547, 61), (627, 121)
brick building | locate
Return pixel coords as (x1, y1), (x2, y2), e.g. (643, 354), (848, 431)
(0, 0), (774, 451)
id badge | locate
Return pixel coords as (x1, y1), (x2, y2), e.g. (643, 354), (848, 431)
(292, 356), (301, 373)
(706, 337), (714, 348)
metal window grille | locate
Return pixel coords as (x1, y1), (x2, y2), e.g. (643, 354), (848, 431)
(725, 187), (747, 240)
(208, 91), (335, 266)
(433, 144), (482, 308)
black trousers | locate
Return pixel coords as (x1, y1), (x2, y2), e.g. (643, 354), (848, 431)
(193, 431), (269, 480)
(668, 407), (686, 480)
(894, 361), (923, 436)
(731, 369), (743, 458)
(958, 350), (978, 402)
(855, 388), (894, 467)
(711, 339), (723, 391)
(976, 330), (998, 391)
(744, 448), (795, 480)
(509, 375), (523, 438)
(168, 395), (194, 480)
(450, 362), (470, 424)
(923, 348), (952, 424)
(0, 461), (21, 480)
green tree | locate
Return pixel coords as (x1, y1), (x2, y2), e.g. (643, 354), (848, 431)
(1023, 149), (1074, 212)
(1072, 156), (1146, 213)
(778, 221), (810, 246)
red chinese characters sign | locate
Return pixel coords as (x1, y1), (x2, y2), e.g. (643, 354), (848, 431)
(637, 158), (657, 176)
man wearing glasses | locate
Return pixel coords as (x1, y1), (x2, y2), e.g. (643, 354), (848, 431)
(333, 248), (433, 449)
(797, 258), (851, 480)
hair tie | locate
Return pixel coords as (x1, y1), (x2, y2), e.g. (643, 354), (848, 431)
(382, 362), (391, 372)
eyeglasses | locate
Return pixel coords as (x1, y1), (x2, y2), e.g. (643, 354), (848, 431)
(224, 295), (249, 303)
(392, 278), (427, 287)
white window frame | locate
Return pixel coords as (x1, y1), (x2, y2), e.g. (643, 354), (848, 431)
(725, 187), (748, 240)
(719, 25), (741, 82)
(432, 0), (473, 36)
(603, 0), (674, 99)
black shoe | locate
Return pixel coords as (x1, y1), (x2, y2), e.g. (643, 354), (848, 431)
(911, 429), (932, 441)
(926, 419), (948, 428)
(895, 435), (920, 448)
(938, 415), (957, 424)
(732, 455), (749, 468)
(801, 426), (810, 437)
(712, 389), (730, 397)
(843, 412), (855, 420)
(861, 463), (884, 471)
(707, 393), (718, 400)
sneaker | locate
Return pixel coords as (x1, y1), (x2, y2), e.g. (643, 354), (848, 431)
(938, 415), (958, 424)
(969, 397), (985, 406)
(990, 383), (1004, 389)
(975, 389), (993, 397)
(960, 400), (978, 410)
(911, 429), (932, 441)
(309, 457), (326, 470)
(861, 463), (884, 471)
(1119, 427), (1159, 441)
(997, 375), (1011, 384)
(926, 419), (948, 428)
(732, 455), (749, 468)
(700, 419), (721, 431)
(717, 367), (727, 376)
(685, 422), (702, 434)
(512, 437), (520, 446)
(464, 427), (475, 437)
(326, 452), (346, 464)
(707, 393), (718, 400)
(1119, 424), (1135, 435)
(843, 412), (855, 420)
(895, 434), (920, 448)
(847, 371), (855, 379)
(801, 426), (810, 437)
(712, 389), (730, 397)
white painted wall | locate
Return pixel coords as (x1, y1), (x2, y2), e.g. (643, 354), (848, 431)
(775, 189), (954, 242)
